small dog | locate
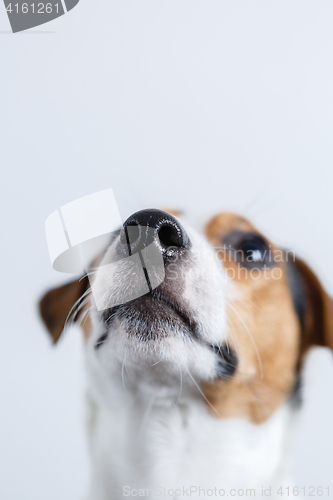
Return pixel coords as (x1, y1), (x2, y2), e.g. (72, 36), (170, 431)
(39, 209), (333, 499)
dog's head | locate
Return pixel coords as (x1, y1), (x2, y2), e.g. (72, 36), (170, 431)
(39, 209), (333, 423)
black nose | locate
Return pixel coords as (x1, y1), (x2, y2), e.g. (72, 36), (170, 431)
(121, 209), (190, 259)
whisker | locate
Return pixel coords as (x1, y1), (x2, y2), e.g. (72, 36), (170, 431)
(65, 287), (92, 328)
(241, 188), (266, 216)
(231, 283), (266, 318)
(186, 367), (220, 417)
(71, 296), (90, 322)
(224, 318), (254, 379)
(230, 280), (261, 300)
(79, 269), (97, 280)
(246, 379), (267, 427)
(175, 358), (183, 406)
(121, 355), (128, 393)
(77, 308), (90, 328)
(249, 196), (279, 219)
(124, 358), (136, 384)
(150, 358), (163, 367)
(226, 316), (241, 360)
(137, 395), (155, 442)
(227, 301), (264, 379)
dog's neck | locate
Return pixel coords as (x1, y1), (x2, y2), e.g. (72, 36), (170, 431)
(85, 360), (298, 500)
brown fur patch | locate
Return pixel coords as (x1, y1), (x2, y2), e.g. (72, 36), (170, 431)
(294, 258), (333, 361)
(203, 213), (301, 423)
(39, 276), (90, 343)
(159, 208), (182, 217)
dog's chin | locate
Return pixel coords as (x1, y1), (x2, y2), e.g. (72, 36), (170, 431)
(92, 293), (236, 391)
(102, 292), (197, 342)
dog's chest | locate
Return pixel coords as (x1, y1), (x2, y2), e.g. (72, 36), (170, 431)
(87, 398), (293, 500)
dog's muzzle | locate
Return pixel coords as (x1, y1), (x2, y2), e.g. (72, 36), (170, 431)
(91, 208), (192, 312)
(96, 209), (195, 335)
(94, 210), (238, 378)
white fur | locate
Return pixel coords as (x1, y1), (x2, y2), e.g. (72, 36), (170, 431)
(83, 382), (297, 499)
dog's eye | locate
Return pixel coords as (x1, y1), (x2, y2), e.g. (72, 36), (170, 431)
(223, 231), (275, 269)
(240, 237), (266, 262)
(235, 234), (273, 268)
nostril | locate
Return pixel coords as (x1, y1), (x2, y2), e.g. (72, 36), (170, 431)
(158, 225), (181, 248)
(122, 209), (191, 256)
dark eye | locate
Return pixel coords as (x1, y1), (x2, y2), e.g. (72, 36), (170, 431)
(235, 234), (272, 268)
(240, 237), (265, 262)
(223, 231), (275, 269)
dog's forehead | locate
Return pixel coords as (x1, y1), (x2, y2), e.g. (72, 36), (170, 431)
(205, 212), (267, 240)
(165, 210), (270, 243)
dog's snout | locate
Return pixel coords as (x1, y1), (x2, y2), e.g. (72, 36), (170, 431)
(121, 209), (190, 258)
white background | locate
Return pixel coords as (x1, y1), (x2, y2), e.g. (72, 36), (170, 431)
(1, 1), (333, 499)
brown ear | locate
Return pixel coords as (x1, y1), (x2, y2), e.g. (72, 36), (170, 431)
(293, 258), (333, 362)
(39, 276), (90, 344)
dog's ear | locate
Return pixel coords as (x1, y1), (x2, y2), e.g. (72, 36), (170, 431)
(291, 257), (333, 363)
(39, 276), (90, 344)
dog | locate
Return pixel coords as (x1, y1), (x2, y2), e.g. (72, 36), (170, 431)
(39, 209), (333, 499)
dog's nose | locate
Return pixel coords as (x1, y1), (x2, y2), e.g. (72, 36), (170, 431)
(121, 209), (190, 259)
